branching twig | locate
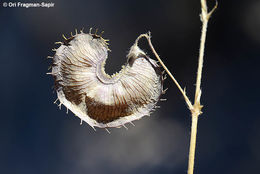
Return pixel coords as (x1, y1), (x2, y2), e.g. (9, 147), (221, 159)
(135, 1), (217, 174)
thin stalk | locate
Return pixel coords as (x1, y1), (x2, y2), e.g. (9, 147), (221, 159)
(135, 34), (193, 110)
(187, 5), (209, 174)
(187, 1), (217, 174)
(187, 114), (199, 174)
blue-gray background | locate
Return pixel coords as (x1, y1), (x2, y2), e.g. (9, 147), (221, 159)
(1, 0), (260, 174)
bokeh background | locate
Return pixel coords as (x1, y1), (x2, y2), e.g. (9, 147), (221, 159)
(1, 0), (260, 174)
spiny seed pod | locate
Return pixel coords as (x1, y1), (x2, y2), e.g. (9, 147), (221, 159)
(48, 29), (166, 129)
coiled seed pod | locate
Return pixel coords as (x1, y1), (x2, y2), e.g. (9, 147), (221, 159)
(49, 29), (165, 129)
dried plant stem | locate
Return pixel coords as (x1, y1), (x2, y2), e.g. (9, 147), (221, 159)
(188, 114), (199, 174)
(188, 1), (217, 174)
(136, 1), (217, 174)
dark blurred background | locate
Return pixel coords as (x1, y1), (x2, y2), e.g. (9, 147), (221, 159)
(1, 0), (260, 174)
